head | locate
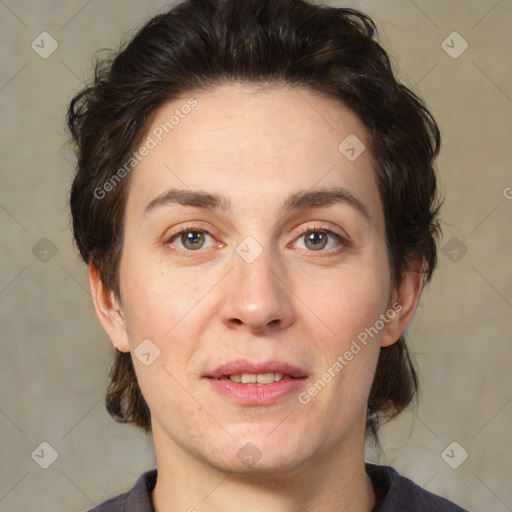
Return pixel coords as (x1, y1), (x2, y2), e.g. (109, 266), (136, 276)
(68, 0), (440, 471)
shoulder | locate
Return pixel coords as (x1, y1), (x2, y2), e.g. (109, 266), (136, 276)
(86, 469), (157, 512)
(366, 463), (469, 512)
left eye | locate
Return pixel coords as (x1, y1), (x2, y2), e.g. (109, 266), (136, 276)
(294, 230), (342, 251)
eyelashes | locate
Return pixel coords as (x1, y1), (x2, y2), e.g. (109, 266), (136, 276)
(165, 223), (348, 257)
(290, 225), (344, 252)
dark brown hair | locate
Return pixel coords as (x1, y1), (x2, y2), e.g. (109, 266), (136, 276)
(68, 0), (441, 442)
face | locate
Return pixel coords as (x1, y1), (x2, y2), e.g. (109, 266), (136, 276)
(93, 84), (417, 476)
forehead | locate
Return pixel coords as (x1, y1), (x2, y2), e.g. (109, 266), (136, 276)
(126, 83), (382, 224)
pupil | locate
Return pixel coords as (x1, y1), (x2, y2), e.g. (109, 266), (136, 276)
(306, 231), (327, 250)
(183, 231), (204, 249)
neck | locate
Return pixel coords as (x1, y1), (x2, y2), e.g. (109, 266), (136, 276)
(150, 424), (376, 512)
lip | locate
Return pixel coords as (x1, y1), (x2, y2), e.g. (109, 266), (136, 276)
(203, 359), (309, 406)
(206, 378), (307, 405)
(204, 359), (308, 380)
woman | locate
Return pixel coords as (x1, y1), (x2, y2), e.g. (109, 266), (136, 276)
(67, 0), (468, 510)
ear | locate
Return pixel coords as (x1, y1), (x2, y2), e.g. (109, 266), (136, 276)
(88, 264), (131, 353)
(380, 262), (424, 348)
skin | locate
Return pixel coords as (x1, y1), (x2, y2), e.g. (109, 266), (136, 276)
(90, 84), (423, 512)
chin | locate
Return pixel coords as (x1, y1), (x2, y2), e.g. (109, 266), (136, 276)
(212, 449), (309, 478)
(208, 426), (311, 476)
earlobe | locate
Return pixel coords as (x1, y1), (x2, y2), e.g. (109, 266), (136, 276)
(381, 265), (424, 348)
(88, 264), (131, 353)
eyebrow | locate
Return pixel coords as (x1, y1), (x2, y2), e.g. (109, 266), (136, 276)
(143, 187), (371, 222)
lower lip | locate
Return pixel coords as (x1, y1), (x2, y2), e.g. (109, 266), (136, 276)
(205, 377), (307, 405)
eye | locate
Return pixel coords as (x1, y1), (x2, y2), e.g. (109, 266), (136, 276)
(292, 226), (344, 253)
(166, 224), (345, 254)
(167, 226), (217, 251)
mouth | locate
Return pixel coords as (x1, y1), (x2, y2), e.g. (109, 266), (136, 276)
(204, 359), (308, 381)
(203, 360), (308, 405)
(216, 372), (297, 384)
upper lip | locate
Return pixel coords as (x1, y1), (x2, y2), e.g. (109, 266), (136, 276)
(204, 359), (308, 379)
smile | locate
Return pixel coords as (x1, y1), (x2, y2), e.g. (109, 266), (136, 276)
(203, 360), (308, 405)
(218, 372), (295, 384)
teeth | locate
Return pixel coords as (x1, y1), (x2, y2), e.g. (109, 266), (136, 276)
(241, 373), (257, 384)
(256, 373), (275, 384)
(228, 372), (287, 384)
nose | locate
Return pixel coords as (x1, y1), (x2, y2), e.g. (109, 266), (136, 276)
(219, 244), (295, 334)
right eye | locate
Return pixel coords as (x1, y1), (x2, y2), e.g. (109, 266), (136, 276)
(166, 226), (219, 253)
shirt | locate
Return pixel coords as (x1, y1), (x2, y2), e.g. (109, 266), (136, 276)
(87, 464), (469, 511)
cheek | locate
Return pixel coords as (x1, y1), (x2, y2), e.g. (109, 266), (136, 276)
(119, 248), (204, 342)
(304, 259), (391, 408)
(314, 263), (391, 346)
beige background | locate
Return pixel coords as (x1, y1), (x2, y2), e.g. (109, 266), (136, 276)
(0, 0), (510, 510)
